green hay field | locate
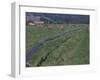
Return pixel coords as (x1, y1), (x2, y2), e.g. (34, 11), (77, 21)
(26, 24), (89, 67)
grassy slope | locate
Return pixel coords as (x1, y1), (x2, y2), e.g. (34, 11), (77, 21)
(26, 25), (65, 51)
(26, 24), (82, 51)
(26, 24), (89, 66)
(41, 30), (89, 66)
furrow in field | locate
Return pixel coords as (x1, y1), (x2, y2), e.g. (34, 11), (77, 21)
(26, 27), (84, 63)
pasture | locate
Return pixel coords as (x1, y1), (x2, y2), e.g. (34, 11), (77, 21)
(26, 24), (89, 67)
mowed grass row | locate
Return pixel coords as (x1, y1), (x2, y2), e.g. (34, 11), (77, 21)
(26, 24), (89, 66)
(40, 30), (89, 66)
